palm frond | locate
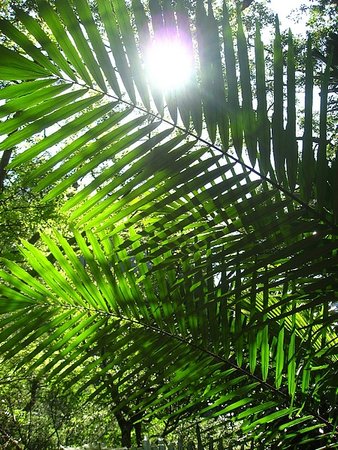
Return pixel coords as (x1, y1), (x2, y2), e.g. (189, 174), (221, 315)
(0, 0), (337, 447)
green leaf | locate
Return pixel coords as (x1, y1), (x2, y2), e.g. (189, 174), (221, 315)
(237, 401), (278, 420)
(0, 18), (61, 77)
(66, 127), (173, 217)
(261, 277), (269, 381)
(176, 0), (203, 134)
(301, 36), (314, 201)
(0, 79), (53, 99)
(1, 90), (98, 153)
(97, 0), (136, 102)
(14, 7), (77, 80)
(285, 30), (298, 191)
(72, 0), (121, 95)
(278, 415), (314, 431)
(275, 325), (285, 389)
(38, 0), (92, 85)
(243, 407), (295, 432)
(272, 16), (286, 184)
(132, 0), (164, 115)
(255, 21), (271, 175)
(0, 83), (72, 119)
(0, 44), (50, 79)
(55, 0), (107, 90)
(10, 101), (118, 169)
(316, 52), (331, 210)
(196, 0), (217, 143)
(114, 0), (150, 108)
(0, 88), (87, 136)
(41, 114), (148, 201)
(223, 1), (243, 155)
(288, 301), (297, 399)
(236, 8), (256, 165)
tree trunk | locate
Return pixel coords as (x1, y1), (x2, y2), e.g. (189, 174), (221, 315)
(115, 411), (133, 448)
(135, 422), (142, 447)
(120, 421), (133, 448)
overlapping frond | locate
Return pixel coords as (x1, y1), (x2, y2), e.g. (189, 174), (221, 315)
(0, 221), (337, 447)
(0, 0), (337, 447)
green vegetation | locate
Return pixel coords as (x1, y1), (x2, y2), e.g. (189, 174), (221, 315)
(0, 0), (337, 448)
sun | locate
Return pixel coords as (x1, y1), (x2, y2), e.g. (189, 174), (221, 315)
(145, 36), (193, 91)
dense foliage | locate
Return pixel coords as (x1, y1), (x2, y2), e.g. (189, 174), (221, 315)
(0, 0), (337, 448)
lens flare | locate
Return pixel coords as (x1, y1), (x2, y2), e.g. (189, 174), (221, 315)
(145, 35), (193, 91)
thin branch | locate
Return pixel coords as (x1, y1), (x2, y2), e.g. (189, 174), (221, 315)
(0, 149), (13, 191)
